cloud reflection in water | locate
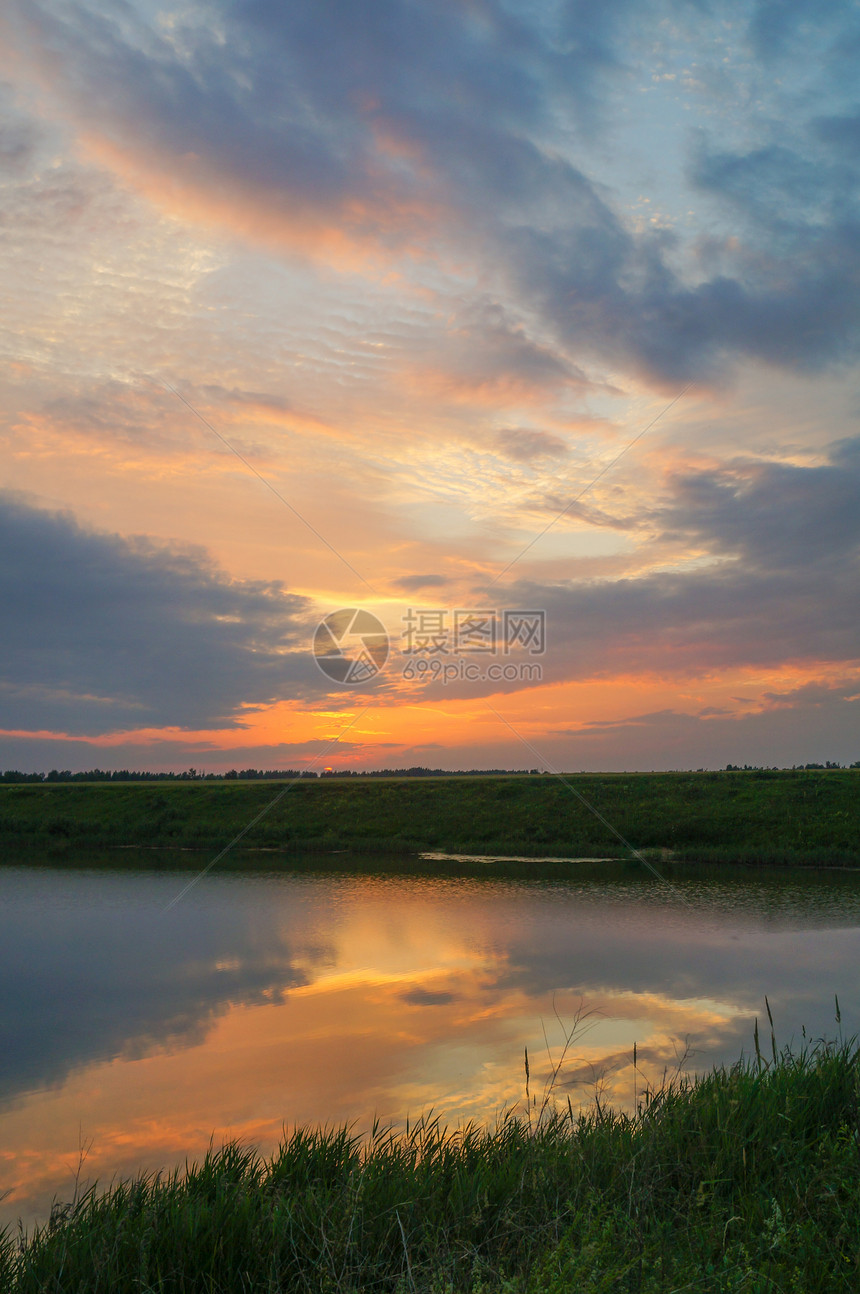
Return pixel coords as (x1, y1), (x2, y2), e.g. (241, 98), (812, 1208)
(1, 860), (858, 1228)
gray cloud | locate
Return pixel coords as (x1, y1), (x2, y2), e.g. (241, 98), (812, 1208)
(746, 0), (860, 66)
(0, 735), (375, 774)
(400, 987), (457, 1007)
(556, 688), (860, 769)
(393, 574), (450, 591)
(659, 437), (860, 571)
(7, 0), (860, 383)
(689, 141), (839, 242)
(0, 93), (38, 175)
(816, 111), (860, 153)
(423, 300), (584, 393)
(448, 436), (860, 691)
(503, 564), (857, 681)
(495, 428), (569, 462)
(0, 492), (317, 734)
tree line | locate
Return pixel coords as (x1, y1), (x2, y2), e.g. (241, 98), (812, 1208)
(0, 766), (543, 783)
(1, 763), (858, 784)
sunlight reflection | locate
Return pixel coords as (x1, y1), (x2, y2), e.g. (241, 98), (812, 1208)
(1, 863), (858, 1231)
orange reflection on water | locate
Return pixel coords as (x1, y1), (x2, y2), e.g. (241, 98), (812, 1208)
(1, 976), (735, 1226)
(3, 866), (858, 1231)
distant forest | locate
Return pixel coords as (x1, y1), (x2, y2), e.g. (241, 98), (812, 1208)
(0, 766), (542, 783)
(1, 762), (858, 783)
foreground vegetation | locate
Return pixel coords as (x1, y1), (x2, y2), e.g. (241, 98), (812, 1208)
(1, 769), (858, 867)
(3, 1038), (858, 1292)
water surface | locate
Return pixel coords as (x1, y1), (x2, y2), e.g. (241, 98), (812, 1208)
(2, 855), (859, 1231)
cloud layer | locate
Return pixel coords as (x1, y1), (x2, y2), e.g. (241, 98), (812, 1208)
(6, 0), (860, 385)
(1, 1), (859, 769)
(0, 493), (313, 733)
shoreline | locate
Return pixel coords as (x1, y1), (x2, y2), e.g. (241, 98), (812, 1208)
(5, 1038), (858, 1291)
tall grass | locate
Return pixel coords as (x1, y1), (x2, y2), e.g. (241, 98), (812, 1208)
(3, 770), (860, 866)
(3, 1036), (858, 1292)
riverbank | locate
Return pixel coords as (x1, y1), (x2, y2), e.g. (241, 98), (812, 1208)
(4, 1038), (858, 1292)
(1, 770), (858, 867)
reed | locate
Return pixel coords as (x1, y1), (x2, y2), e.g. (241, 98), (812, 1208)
(3, 1036), (858, 1291)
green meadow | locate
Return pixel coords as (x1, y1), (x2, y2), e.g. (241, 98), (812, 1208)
(3, 1037), (859, 1292)
(0, 770), (858, 867)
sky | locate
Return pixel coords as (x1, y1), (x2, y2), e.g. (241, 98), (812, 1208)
(1, 0), (859, 773)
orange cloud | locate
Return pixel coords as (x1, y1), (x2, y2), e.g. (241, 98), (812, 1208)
(4, 658), (855, 766)
(78, 132), (446, 275)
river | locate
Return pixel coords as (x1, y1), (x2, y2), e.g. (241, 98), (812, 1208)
(2, 855), (859, 1231)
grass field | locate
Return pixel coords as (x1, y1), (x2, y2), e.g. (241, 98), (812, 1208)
(0, 769), (858, 867)
(3, 1036), (858, 1292)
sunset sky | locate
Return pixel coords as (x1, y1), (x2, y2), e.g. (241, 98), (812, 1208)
(1, 0), (859, 772)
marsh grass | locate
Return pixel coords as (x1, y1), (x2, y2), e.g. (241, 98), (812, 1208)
(2, 770), (859, 867)
(3, 1036), (858, 1292)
